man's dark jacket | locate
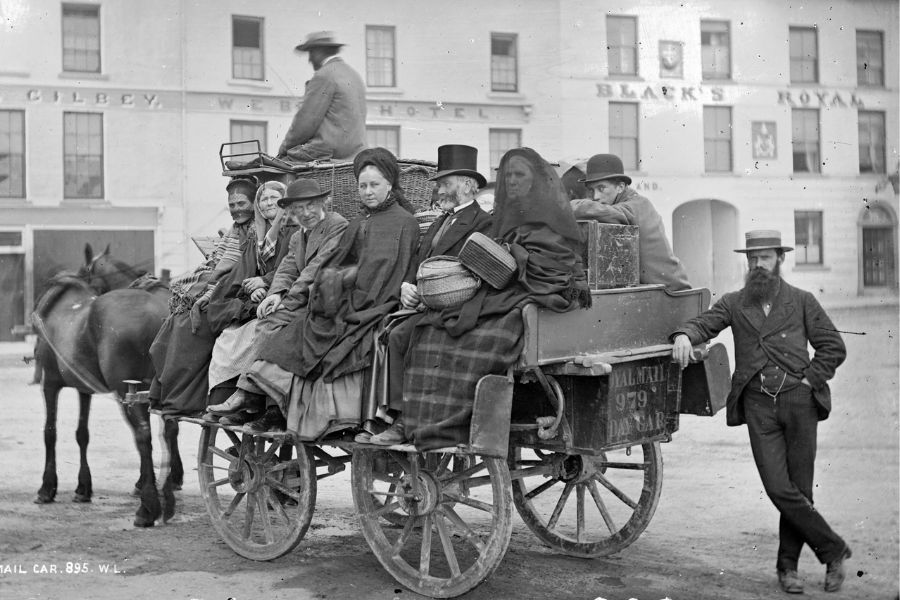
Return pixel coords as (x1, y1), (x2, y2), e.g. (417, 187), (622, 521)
(672, 280), (846, 426)
(405, 201), (493, 282)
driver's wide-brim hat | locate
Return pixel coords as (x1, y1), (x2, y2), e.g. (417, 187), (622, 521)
(428, 144), (487, 189)
(734, 229), (794, 253)
(295, 31), (345, 52)
(578, 153), (632, 186)
(277, 178), (330, 208)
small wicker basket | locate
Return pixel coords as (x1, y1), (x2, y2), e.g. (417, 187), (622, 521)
(416, 255), (481, 310)
(458, 232), (518, 289)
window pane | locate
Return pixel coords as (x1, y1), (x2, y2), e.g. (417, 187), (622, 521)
(703, 106), (732, 172)
(229, 121), (268, 157)
(856, 30), (884, 86)
(491, 34), (518, 92)
(791, 109), (820, 173)
(0, 110), (25, 198)
(366, 26), (396, 87)
(609, 103), (638, 170)
(62, 4), (100, 73)
(607, 16), (637, 76)
(63, 113), (103, 199)
(489, 129), (521, 172)
(701, 21), (730, 79)
(794, 211), (823, 264)
(232, 17), (264, 80)
(858, 111), (886, 173)
(790, 27), (818, 83)
(366, 126), (400, 157)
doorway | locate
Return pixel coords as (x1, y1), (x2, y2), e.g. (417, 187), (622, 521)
(672, 199), (741, 299)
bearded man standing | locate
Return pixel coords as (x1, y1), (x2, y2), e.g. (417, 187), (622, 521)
(671, 230), (850, 595)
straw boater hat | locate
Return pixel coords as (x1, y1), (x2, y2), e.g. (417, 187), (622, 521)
(578, 153), (632, 186)
(734, 230), (794, 253)
(276, 178), (330, 208)
(428, 145), (487, 188)
(295, 31), (345, 52)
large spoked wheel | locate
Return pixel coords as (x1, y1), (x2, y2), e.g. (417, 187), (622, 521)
(509, 442), (662, 558)
(351, 449), (512, 598)
(197, 425), (316, 561)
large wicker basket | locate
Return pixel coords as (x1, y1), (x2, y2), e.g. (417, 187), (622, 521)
(416, 255), (481, 310)
(458, 232), (518, 289)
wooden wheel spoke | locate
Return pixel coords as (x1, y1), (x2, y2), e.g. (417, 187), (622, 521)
(419, 515), (433, 576)
(222, 428), (242, 448)
(595, 461), (647, 470)
(443, 492), (493, 513)
(588, 480), (617, 534)
(260, 440), (281, 463)
(442, 461), (488, 487)
(256, 491), (275, 544)
(242, 492), (256, 540)
(434, 512), (462, 578)
(391, 515), (417, 555)
(387, 451), (414, 473)
(523, 477), (559, 501)
(547, 483), (574, 530)
(265, 475), (301, 500)
(431, 453), (452, 476)
(369, 499), (404, 518)
(576, 485), (585, 543)
(267, 486), (291, 524)
(594, 472), (637, 509)
(371, 471), (403, 486)
(208, 476), (232, 489)
(210, 446), (238, 463)
(222, 492), (245, 519)
(439, 506), (486, 552)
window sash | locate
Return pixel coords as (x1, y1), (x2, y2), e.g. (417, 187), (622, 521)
(701, 21), (730, 79)
(0, 110), (25, 198)
(789, 27), (818, 83)
(489, 129), (521, 172)
(230, 120), (268, 157)
(791, 109), (820, 173)
(703, 106), (732, 172)
(366, 26), (396, 87)
(62, 4), (101, 73)
(858, 111), (886, 173)
(856, 30), (884, 86)
(607, 16), (638, 76)
(490, 34), (518, 92)
(63, 112), (104, 199)
(366, 126), (400, 157)
(232, 17), (264, 80)
(609, 103), (639, 171)
(794, 211), (823, 264)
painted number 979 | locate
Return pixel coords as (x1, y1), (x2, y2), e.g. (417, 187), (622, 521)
(615, 389), (649, 413)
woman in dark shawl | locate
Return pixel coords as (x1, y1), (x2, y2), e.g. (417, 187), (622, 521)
(400, 147), (590, 450)
(246, 147), (419, 440)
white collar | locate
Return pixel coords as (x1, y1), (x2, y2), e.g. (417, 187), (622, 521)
(451, 199), (475, 214)
(322, 55), (340, 67)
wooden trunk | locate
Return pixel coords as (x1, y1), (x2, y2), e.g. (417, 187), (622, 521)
(578, 221), (640, 289)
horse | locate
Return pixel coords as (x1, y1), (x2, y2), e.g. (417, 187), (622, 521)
(79, 242), (150, 294)
(32, 248), (177, 527)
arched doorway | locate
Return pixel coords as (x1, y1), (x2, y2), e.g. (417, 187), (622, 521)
(858, 203), (898, 293)
(672, 199), (741, 299)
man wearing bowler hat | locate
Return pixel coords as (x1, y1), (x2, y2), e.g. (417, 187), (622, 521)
(277, 31), (367, 163)
(671, 230), (850, 594)
(361, 144), (493, 445)
(571, 153), (690, 290)
(205, 178), (348, 431)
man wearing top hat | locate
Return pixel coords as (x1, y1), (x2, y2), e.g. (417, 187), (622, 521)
(361, 144), (493, 445)
(570, 153), (690, 290)
(277, 31), (367, 163)
(205, 178), (348, 430)
(671, 230), (850, 595)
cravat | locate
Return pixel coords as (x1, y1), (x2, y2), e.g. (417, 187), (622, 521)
(430, 212), (457, 249)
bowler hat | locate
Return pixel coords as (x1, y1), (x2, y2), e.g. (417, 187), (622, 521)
(734, 230), (794, 253)
(295, 31), (345, 52)
(579, 154), (632, 186)
(428, 145), (487, 188)
(225, 175), (258, 194)
(277, 178), (330, 208)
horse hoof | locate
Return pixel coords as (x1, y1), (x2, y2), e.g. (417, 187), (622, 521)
(131, 487), (142, 497)
(34, 495), (56, 505)
(133, 516), (156, 528)
(72, 493), (92, 503)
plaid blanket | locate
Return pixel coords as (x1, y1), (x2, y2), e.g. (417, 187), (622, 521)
(403, 308), (524, 451)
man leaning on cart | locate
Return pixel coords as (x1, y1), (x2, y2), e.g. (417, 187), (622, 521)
(671, 229), (851, 595)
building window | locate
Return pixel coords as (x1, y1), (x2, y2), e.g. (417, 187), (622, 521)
(607, 16), (638, 76)
(701, 20), (730, 80)
(794, 211), (823, 265)
(229, 120), (268, 158)
(856, 30), (884, 86)
(62, 4), (100, 73)
(489, 129), (521, 173)
(366, 26), (395, 87)
(609, 102), (639, 171)
(490, 33), (518, 92)
(858, 111), (886, 174)
(232, 16), (263, 80)
(366, 126), (400, 157)
(703, 106), (732, 172)
(791, 108), (820, 173)
(63, 112), (103, 199)
(789, 27), (818, 83)
(0, 110), (25, 198)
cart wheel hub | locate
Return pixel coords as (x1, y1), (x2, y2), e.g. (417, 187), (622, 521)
(397, 472), (440, 517)
(557, 454), (583, 483)
(228, 457), (265, 494)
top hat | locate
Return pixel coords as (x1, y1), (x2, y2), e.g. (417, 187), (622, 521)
(428, 145), (487, 188)
(295, 31), (345, 52)
(734, 230), (794, 253)
(225, 175), (258, 194)
(277, 178), (331, 208)
(578, 154), (632, 186)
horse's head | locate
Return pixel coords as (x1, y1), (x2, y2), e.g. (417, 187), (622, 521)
(81, 243), (146, 294)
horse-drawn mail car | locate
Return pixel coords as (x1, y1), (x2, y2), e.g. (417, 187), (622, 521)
(125, 142), (730, 598)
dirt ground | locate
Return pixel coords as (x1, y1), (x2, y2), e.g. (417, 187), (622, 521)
(0, 305), (897, 600)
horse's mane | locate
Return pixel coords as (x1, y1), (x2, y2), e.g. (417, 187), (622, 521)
(106, 258), (147, 281)
(34, 272), (95, 319)
(128, 273), (170, 292)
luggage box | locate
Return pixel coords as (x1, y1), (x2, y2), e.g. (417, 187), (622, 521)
(578, 221), (639, 289)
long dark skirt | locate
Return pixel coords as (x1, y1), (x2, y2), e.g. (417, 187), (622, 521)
(149, 310), (216, 415)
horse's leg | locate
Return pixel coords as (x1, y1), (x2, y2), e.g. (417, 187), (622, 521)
(165, 418), (184, 490)
(36, 383), (60, 504)
(73, 392), (93, 502)
(157, 416), (178, 523)
(120, 402), (160, 527)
